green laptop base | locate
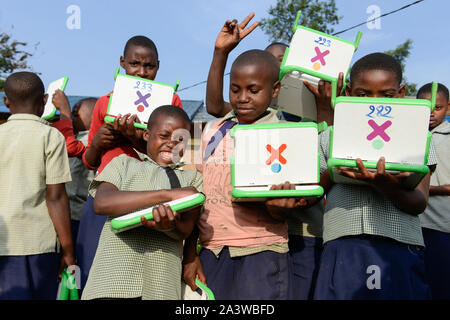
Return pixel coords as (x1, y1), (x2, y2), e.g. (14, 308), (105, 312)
(328, 158), (429, 189)
(104, 115), (147, 130)
(231, 185), (324, 202)
(111, 193), (205, 233)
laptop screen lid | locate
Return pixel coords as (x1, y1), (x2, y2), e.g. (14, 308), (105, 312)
(231, 123), (319, 188)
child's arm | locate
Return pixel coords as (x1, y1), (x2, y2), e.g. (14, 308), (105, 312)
(107, 113), (147, 154)
(83, 124), (126, 168)
(93, 181), (198, 217)
(182, 225), (207, 291)
(338, 157), (431, 215)
(206, 13), (259, 117)
(430, 185), (450, 196)
(303, 73), (344, 126)
(52, 90), (86, 158)
(46, 184), (76, 277)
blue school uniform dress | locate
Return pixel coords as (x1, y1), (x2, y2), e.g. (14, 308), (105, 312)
(314, 128), (436, 300)
(419, 121), (450, 299)
(0, 114), (72, 299)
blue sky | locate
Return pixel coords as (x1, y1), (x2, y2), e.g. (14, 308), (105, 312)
(1, 0), (448, 101)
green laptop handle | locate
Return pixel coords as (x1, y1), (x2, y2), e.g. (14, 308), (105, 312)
(104, 115), (147, 130)
(58, 268), (79, 300)
(195, 278), (215, 300)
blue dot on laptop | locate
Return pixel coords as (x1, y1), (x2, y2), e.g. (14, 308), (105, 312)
(271, 163), (282, 173)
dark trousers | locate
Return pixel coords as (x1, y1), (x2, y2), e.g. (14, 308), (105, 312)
(75, 195), (107, 291)
(199, 246), (294, 300)
(0, 253), (60, 300)
(313, 235), (431, 300)
(288, 235), (323, 300)
(422, 227), (450, 300)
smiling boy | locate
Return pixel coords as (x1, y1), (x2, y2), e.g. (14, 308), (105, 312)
(314, 53), (436, 300)
(81, 105), (202, 300)
(76, 35), (184, 291)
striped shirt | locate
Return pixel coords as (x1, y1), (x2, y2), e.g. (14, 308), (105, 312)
(319, 127), (437, 246)
(0, 113), (71, 256)
(82, 154), (202, 300)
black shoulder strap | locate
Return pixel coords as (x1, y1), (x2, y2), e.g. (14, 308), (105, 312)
(203, 120), (237, 162)
(163, 167), (181, 189)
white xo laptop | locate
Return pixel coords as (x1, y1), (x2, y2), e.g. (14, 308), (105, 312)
(277, 10), (362, 118)
(105, 71), (179, 129)
(230, 122), (325, 201)
(110, 193), (205, 233)
(42, 77), (69, 120)
(328, 82), (438, 188)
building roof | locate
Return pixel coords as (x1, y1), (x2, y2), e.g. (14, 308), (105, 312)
(0, 93), (216, 122)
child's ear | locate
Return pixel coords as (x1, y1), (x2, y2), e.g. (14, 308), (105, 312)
(345, 84), (352, 96)
(272, 80), (281, 99)
(3, 96), (10, 109)
(143, 129), (150, 142)
(398, 85), (406, 98)
(120, 56), (126, 69)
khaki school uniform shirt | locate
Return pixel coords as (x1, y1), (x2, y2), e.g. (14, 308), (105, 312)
(420, 121), (450, 233)
(0, 114), (71, 256)
(82, 154), (202, 300)
(319, 127), (437, 247)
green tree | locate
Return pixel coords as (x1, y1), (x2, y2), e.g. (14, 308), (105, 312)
(384, 39), (417, 96)
(259, 0), (341, 43)
(0, 31), (37, 91)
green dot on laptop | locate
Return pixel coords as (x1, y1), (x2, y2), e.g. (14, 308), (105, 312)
(372, 139), (384, 150)
(271, 163), (282, 173)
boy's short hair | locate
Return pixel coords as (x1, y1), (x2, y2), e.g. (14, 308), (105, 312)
(350, 52), (403, 87)
(4, 72), (44, 105)
(265, 42), (289, 50)
(416, 82), (449, 101)
(73, 97), (98, 112)
(231, 49), (280, 83)
(123, 35), (158, 59)
(147, 105), (191, 129)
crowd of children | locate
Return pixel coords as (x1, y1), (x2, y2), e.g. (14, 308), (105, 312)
(0, 12), (449, 300)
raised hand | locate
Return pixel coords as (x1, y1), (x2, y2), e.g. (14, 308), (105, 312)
(52, 89), (71, 120)
(303, 72), (344, 125)
(215, 12), (259, 54)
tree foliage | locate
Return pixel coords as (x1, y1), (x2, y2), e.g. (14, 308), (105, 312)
(384, 39), (417, 96)
(259, 0), (341, 43)
(0, 31), (37, 91)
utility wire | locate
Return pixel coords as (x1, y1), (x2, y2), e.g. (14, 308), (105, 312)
(332, 0), (424, 36)
(177, 0), (425, 92)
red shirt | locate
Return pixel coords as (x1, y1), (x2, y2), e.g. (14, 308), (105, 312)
(82, 92), (182, 173)
(53, 119), (86, 158)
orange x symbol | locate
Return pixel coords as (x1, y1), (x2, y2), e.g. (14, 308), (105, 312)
(266, 144), (287, 165)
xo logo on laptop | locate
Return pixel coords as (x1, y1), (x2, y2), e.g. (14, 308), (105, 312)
(266, 144), (287, 173)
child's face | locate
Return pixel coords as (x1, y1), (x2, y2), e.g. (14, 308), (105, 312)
(420, 92), (449, 130)
(266, 45), (286, 64)
(346, 69), (405, 98)
(72, 101), (94, 132)
(143, 116), (190, 167)
(120, 45), (159, 80)
(229, 64), (280, 123)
